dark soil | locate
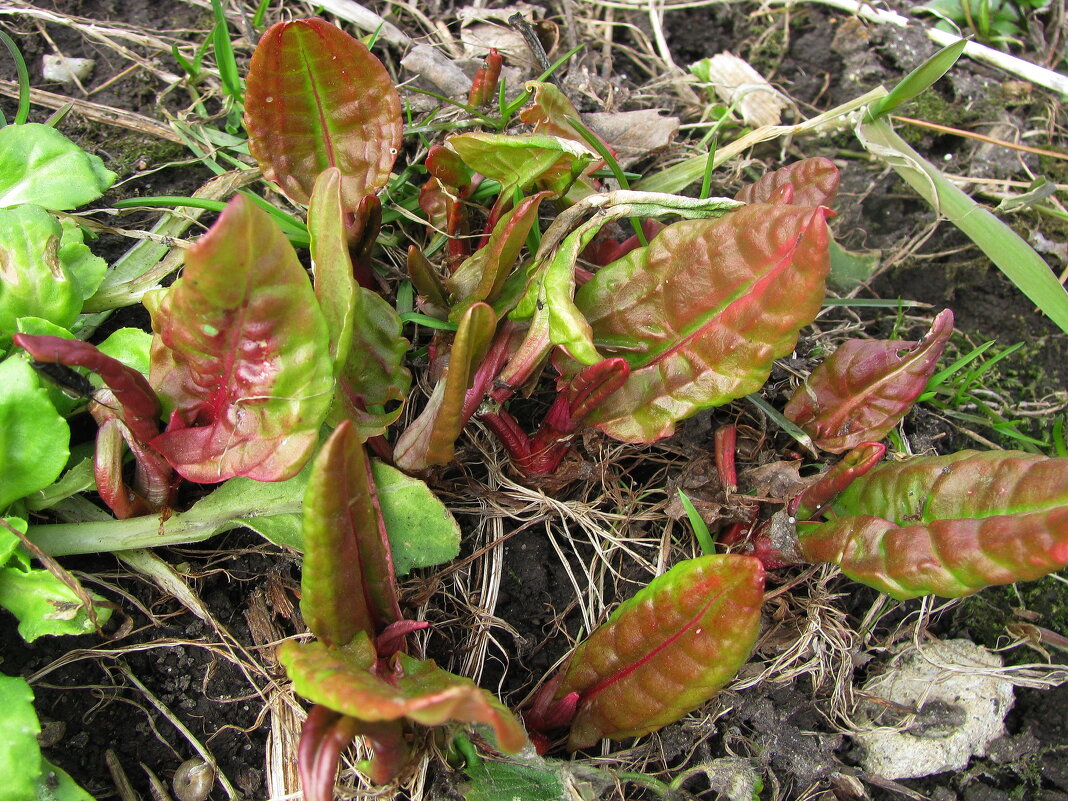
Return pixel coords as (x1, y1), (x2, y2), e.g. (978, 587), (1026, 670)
(2, 1), (1066, 800)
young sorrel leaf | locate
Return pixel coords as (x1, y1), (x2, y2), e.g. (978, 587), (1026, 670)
(798, 508), (1068, 599)
(0, 206), (80, 344)
(576, 204), (831, 442)
(0, 123), (115, 210)
(310, 169), (410, 439)
(784, 310), (954, 453)
(279, 631), (526, 753)
(734, 157), (840, 208)
(0, 357), (69, 510)
(552, 554), (764, 750)
(146, 196), (332, 483)
(824, 449), (1067, 524)
(446, 133), (596, 198)
(370, 461), (460, 575)
(394, 303), (496, 472)
(447, 190), (553, 318)
(301, 421), (400, 647)
(244, 17), (402, 208)
(298, 707), (365, 801)
(793, 442), (887, 521)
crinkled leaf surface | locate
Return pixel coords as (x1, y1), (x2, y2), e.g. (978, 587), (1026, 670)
(576, 204), (831, 442)
(0, 357), (69, 510)
(734, 157), (840, 207)
(148, 196), (332, 483)
(370, 461), (460, 576)
(58, 219), (107, 302)
(799, 450), (1068, 599)
(279, 632), (526, 752)
(0, 206), (80, 343)
(244, 18), (401, 208)
(446, 133), (595, 198)
(308, 169), (357, 371)
(785, 310), (954, 452)
(557, 554), (764, 749)
(0, 124), (116, 211)
(301, 421), (400, 646)
(394, 303), (496, 472)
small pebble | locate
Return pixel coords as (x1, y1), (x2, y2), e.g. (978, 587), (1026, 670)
(41, 54), (94, 83)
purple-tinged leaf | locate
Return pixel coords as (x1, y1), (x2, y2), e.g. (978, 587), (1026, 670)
(447, 191), (552, 317)
(792, 442), (886, 522)
(577, 204), (831, 442)
(279, 632), (526, 753)
(519, 82), (588, 142)
(826, 450), (1068, 524)
(302, 421), (400, 647)
(785, 310), (954, 453)
(468, 48), (503, 108)
(244, 18), (401, 208)
(735, 157), (840, 208)
(394, 303), (496, 472)
(298, 706), (364, 801)
(554, 555), (764, 749)
(310, 171), (410, 440)
(799, 509), (1068, 599)
(147, 196), (332, 483)
(407, 246), (449, 317)
(426, 145), (474, 190)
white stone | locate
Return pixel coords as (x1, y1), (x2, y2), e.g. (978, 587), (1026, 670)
(42, 55), (95, 83)
(854, 639), (1014, 780)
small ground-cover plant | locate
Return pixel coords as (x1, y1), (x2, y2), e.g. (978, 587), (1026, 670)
(2, 14), (1067, 801)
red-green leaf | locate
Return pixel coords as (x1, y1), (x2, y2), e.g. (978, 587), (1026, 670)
(244, 18), (402, 208)
(555, 555), (764, 749)
(393, 303), (496, 472)
(793, 442), (886, 521)
(799, 450), (1068, 599)
(298, 707), (364, 801)
(301, 421), (400, 647)
(310, 170), (410, 439)
(785, 310), (954, 453)
(447, 191), (552, 318)
(279, 632), (526, 753)
(576, 204), (831, 442)
(147, 196), (332, 483)
(735, 157), (840, 208)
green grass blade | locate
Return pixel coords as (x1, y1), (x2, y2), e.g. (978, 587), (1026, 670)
(858, 117), (1068, 335)
(0, 30), (31, 125)
(400, 312), (459, 331)
(677, 489), (716, 556)
(746, 394), (817, 456)
(865, 39), (967, 121)
(210, 0), (244, 102)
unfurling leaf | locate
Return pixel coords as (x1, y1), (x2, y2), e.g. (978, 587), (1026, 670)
(577, 204), (831, 442)
(147, 196), (332, 483)
(734, 157), (840, 208)
(554, 554), (764, 749)
(301, 421), (400, 647)
(279, 631), (527, 753)
(244, 18), (402, 208)
(785, 310), (954, 453)
(799, 450), (1068, 599)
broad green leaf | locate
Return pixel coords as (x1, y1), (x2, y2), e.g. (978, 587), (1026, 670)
(0, 206), (80, 343)
(463, 754), (570, 801)
(857, 117), (1068, 335)
(0, 565), (111, 641)
(799, 450), (1068, 599)
(0, 674), (41, 801)
(301, 421), (400, 646)
(556, 555), (764, 749)
(279, 632), (526, 753)
(0, 517), (23, 564)
(0, 124), (115, 210)
(12, 321), (82, 416)
(371, 460), (461, 575)
(97, 328), (152, 378)
(34, 759), (95, 801)
(577, 204), (832, 442)
(0, 356), (69, 510)
(147, 196), (333, 483)
(244, 18), (402, 208)
(58, 219), (107, 301)
(828, 239), (881, 289)
(785, 310), (954, 452)
(394, 303), (496, 472)
(446, 133), (595, 198)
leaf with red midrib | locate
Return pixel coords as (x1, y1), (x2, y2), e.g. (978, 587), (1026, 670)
(555, 555), (764, 750)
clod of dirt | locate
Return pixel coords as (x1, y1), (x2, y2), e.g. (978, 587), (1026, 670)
(854, 639), (1015, 780)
